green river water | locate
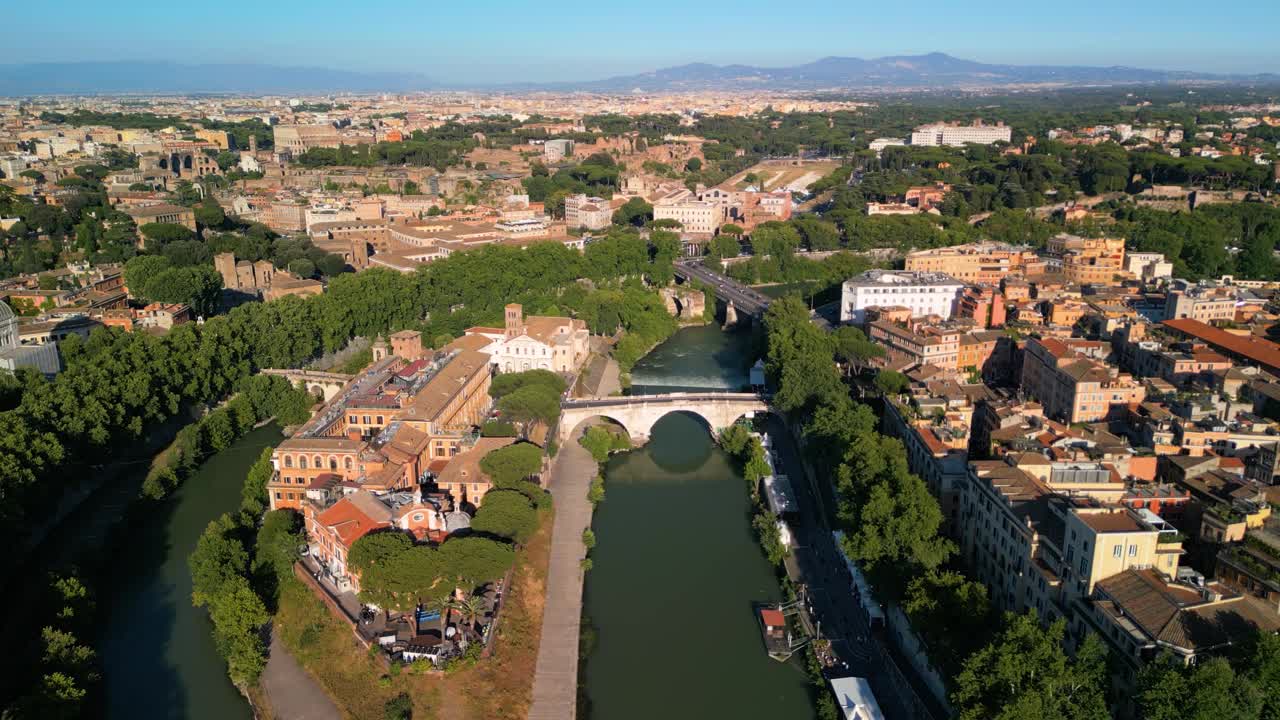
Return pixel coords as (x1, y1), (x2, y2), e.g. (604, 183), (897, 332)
(583, 325), (816, 720)
(98, 424), (280, 720)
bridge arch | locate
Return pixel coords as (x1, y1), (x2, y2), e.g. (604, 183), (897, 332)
(561, 413), (633, 445)
(557, 392), (769, 447)
(647, 408), (716, 437)
(259, 369), (352, 402)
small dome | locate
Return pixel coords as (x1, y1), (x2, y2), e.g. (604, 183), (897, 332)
(0, 301), (14, 322)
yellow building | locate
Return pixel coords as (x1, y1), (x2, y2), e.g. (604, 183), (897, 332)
(195, 129), (231, 150)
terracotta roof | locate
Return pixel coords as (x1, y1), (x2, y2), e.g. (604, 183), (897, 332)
(1038, 337), (1072, 359)
(1163, 318), (1280, 373)
(315, 491), (393, 548)
(435, 437), (519, 486)
(760, 609), (786, 628)
(1098, 568), (1280, 651)
(1077, 510), (1143, 533)
(443, 334), (494, 354)
(402, 349), (490, 422)
(278, 437), (364, 452)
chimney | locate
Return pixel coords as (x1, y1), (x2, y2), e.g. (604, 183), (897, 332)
(505, 303), (523, 340)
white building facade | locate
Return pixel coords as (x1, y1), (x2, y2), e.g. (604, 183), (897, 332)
(839, 270), (964, 325)
(910, 122), (1012, 147)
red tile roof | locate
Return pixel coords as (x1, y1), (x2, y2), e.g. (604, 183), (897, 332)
(1038, 337), (1071, 359)
(315, 493), (392, 548)
(1163, 319), (1280, 373)
(760, 609), (786, 628)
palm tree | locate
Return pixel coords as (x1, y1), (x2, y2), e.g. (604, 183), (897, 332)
(446, 595), (487, 632)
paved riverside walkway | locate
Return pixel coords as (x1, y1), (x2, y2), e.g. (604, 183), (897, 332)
(261, 629), (341, 720)
(527, 431), (598, 720)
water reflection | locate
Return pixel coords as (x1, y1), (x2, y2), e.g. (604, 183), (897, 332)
(585, 358), (814, 720)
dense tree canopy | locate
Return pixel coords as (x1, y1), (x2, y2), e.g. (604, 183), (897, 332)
(764, 295), (951, 585)
(470, 490), (539, 544)
(478, 443), (544, 487)
(348, 531), (516, 611)
(952, 612), (1110, 720)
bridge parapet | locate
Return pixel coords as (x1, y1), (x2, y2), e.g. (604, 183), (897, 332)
(558, 392), (769, 445)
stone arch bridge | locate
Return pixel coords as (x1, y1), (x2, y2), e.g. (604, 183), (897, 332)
(558, 392), (769, 445)
(260, 369), (353, 402)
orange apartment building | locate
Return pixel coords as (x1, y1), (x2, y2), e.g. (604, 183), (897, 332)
(1048, 235), (1126, 286)
(955, 285), (1007, 328)
(1046, 299), (1088, 327)
(1022, 337), (1146, 424)
(868, 319), (962, 372)
(904, 243), (1046, 284)
(268, 338), (493, 512)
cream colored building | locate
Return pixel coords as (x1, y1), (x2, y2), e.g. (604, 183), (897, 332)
(564, 194), (612, 230)
(910, 121), (1012, 147)
(463, 303), (590, 374)
(653, 198), (719, 235)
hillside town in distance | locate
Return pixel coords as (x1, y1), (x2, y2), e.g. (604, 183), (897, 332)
(6, 62), (1280, 720)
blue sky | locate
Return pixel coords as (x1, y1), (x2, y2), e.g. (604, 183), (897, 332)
(7, 0), (1280, 83)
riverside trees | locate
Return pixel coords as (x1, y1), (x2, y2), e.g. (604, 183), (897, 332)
(0, 232), (680, 573)
(764, 294), (951, 580)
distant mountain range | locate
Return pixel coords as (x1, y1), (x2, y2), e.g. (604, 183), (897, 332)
(571, 53), (1278, 92)
(0, 61), (434, 95)
(0, 54), (1275, 95)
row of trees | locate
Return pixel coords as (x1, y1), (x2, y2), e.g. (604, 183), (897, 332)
(142, 375), (313, 501)
(186, 438), (310, 687)
(718, 423), (787, 567)
(763, 291), (1280, 717)
(714, 178), (1280, 283)
(37, 111), (273, 150)
(7, 573), (99, 717)
(0, 231), (682, 564)
(295, 132), (473, 172)
(764, 295), (951, 585)
(767, 293), (1133, 715)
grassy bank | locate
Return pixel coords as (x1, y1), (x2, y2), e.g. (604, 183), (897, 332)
(274, 507), (554, 720)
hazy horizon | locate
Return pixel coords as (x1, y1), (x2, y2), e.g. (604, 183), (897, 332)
(10, 0), (1280, 84)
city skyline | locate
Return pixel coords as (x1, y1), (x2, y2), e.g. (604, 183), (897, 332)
(9, 0), (1280, 84)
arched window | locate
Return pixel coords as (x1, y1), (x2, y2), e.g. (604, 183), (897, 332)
(313, 455), (322, 469)
(329, 456), (338, 470)
(299, 456), (308, 469)
(344, 457), (353, 470)
(284, 455), (294, 468)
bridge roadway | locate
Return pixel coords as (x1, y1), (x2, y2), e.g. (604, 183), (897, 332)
(556, 392), (769, 445)
(674, 259), (772, 318)
(560, 391), (764, 409)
